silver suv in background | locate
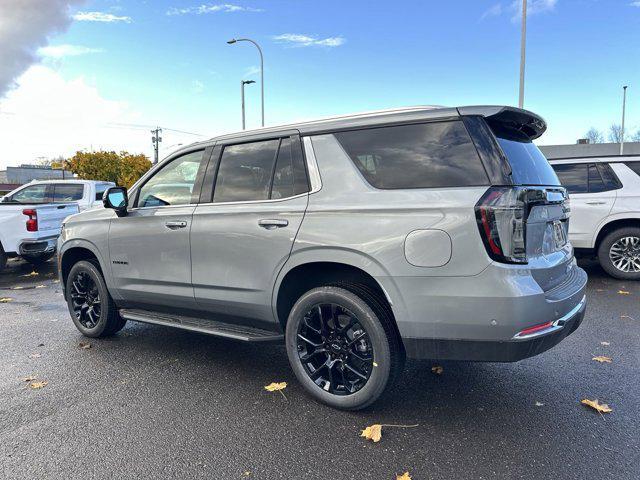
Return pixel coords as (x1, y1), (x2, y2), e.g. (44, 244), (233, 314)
(58, 106), (587, 410)
(550, 157), (640, 280)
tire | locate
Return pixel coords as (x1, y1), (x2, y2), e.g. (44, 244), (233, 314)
(285, 285), (404, 410)
(23, 252), (54, 266)
(65, 260), (126, 337)
(597, 227), (640, 281)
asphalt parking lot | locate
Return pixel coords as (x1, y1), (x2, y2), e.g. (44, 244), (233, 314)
(0, 257), (638, 480)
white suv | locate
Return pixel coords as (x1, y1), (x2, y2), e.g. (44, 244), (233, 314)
(550, 156), (640, 279)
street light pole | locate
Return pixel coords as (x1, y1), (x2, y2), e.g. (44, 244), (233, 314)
(227, 38), (265, 127)
(518, 0), (527, 108)
(620, 85), (628, 155)
(241, 80), (255, 130)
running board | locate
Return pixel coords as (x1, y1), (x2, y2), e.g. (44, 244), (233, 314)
(119, 309), (284, 343)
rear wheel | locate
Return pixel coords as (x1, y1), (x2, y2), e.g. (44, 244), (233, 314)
(23, 252), (54, 266)
(65, 260), (126, 337)
(285, 285), (404, 410)
(598, 227), (640, 280)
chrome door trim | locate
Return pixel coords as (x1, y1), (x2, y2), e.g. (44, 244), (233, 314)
(302, 136), (322, 194)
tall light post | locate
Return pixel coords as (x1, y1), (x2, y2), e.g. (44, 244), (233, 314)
(620, 85), (628, 155)
(241, 80), (255, 130)
(227, 38), (264, 127)
(518, 0), (527, 108)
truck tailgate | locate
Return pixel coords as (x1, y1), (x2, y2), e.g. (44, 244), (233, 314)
(36, 203), (80, 233)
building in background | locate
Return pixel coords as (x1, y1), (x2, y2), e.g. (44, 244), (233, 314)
(540, 142), (640, 160)
(0, 165), (75, 195)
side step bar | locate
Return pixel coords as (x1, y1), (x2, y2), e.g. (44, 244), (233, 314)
(119, 309), (284, 343)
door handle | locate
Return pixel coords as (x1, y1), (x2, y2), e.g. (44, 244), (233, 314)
(586, 201), (606, 205)
(258, 219), (289, 229)
(165, 220), (187, 229)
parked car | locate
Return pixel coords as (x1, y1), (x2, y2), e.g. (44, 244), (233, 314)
(57, 106), (586, 410)
(1, 180), (115, 212)
(550, 157), (640, 280)
(0, 201), (79, 272)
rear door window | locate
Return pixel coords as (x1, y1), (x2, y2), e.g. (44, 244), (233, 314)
(552, 163), (588, 194)
(52, 184), (84, 202)
(494, 130), (560, 186)
(334, 121), (488, 189)
(214, 140), (280, 202)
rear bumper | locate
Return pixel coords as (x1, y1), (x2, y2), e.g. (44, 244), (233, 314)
(403, 294), (586, 361)
(19, 236), (57, 256)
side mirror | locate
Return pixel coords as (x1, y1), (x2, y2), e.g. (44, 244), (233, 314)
(103, 187), (128, 216)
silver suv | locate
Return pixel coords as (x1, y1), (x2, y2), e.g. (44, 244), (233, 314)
(58, 106), (587, 410)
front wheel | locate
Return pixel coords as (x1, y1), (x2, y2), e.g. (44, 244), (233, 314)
(285, 285), (404, 410)
(65, 260), (126, 337)
(598, 227), (640, 280)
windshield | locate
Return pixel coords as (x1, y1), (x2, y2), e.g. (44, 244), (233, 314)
(496, 133), (560, 186)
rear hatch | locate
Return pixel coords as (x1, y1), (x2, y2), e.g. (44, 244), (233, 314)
(466, 107), (574, 293)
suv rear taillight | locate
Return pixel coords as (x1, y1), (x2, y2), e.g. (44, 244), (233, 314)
(475, 187), (527, 264)
(23, 209), (38, 232)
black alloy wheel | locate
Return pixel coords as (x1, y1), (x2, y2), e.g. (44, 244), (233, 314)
(70, 271), (102, 329)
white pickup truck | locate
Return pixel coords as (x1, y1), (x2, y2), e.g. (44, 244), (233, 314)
(0, 180), (114, 271)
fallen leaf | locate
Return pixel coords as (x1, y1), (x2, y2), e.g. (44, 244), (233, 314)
(431, 365), (443, 375)
(372, 361), (378, 367)
(37, 343), (44, 347)
(581, 398), (612, 414)
(396, 473), (412, 480)
(29, 381), (48, 390)
(28, 353), (41, 359)
(0, 297), (12, 303)
(620, 315), (636, 321)
(600, 341), (610, 346)
(23, 271), (39, 277)
(22, 375), (37, 382)
(264, 382), (287, 392)
(361, 424), (383, 443)
(592, 356), (612, 363)
(79, 342), (92, 350)
(243, 472), (251, 477)
(618, 290), (630, 295)
(35, 285), (46, 289)
(12, 286), (24, 290)
(535, 401), (544, 407)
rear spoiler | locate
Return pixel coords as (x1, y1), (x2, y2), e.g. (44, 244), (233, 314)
(457, 106), (547, 140)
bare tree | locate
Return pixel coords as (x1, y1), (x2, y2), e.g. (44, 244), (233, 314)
(632, 129), (640, 142)
(608, 124), (624, 143)
(585, 127), (604, 144)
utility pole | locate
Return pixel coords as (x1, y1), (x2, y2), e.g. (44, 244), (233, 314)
(241, 80), (255, 130)
(151, 127), (162, 165)
(518, 0), (527, 108)
(620, 85), (628, 155)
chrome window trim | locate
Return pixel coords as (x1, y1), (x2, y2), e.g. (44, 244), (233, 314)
(196, 192), (308, 208)
(303, 136), (322, 193)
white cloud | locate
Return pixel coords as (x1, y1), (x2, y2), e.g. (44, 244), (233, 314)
(167, 4), (263, 15)
(273, 34), (346, 48)
(630, 1), (640, 6)
(480, 4), (503, 21)
(38, 44), (103, 58)
(191, 80), (204, 94)
(0, 66), (148, 167)
(73, 11), (132, 22)
(243, 65), (261, 77)
(480, 0), (558, 22)
(0, 0), (84, 97)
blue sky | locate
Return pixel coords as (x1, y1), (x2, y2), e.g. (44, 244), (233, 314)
(1, 0), (639, 165)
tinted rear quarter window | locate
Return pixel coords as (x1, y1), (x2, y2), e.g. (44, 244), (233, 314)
(335, 121), (488, 189)
(494, 130), (559, 186)
(552, 163), (588, 194)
